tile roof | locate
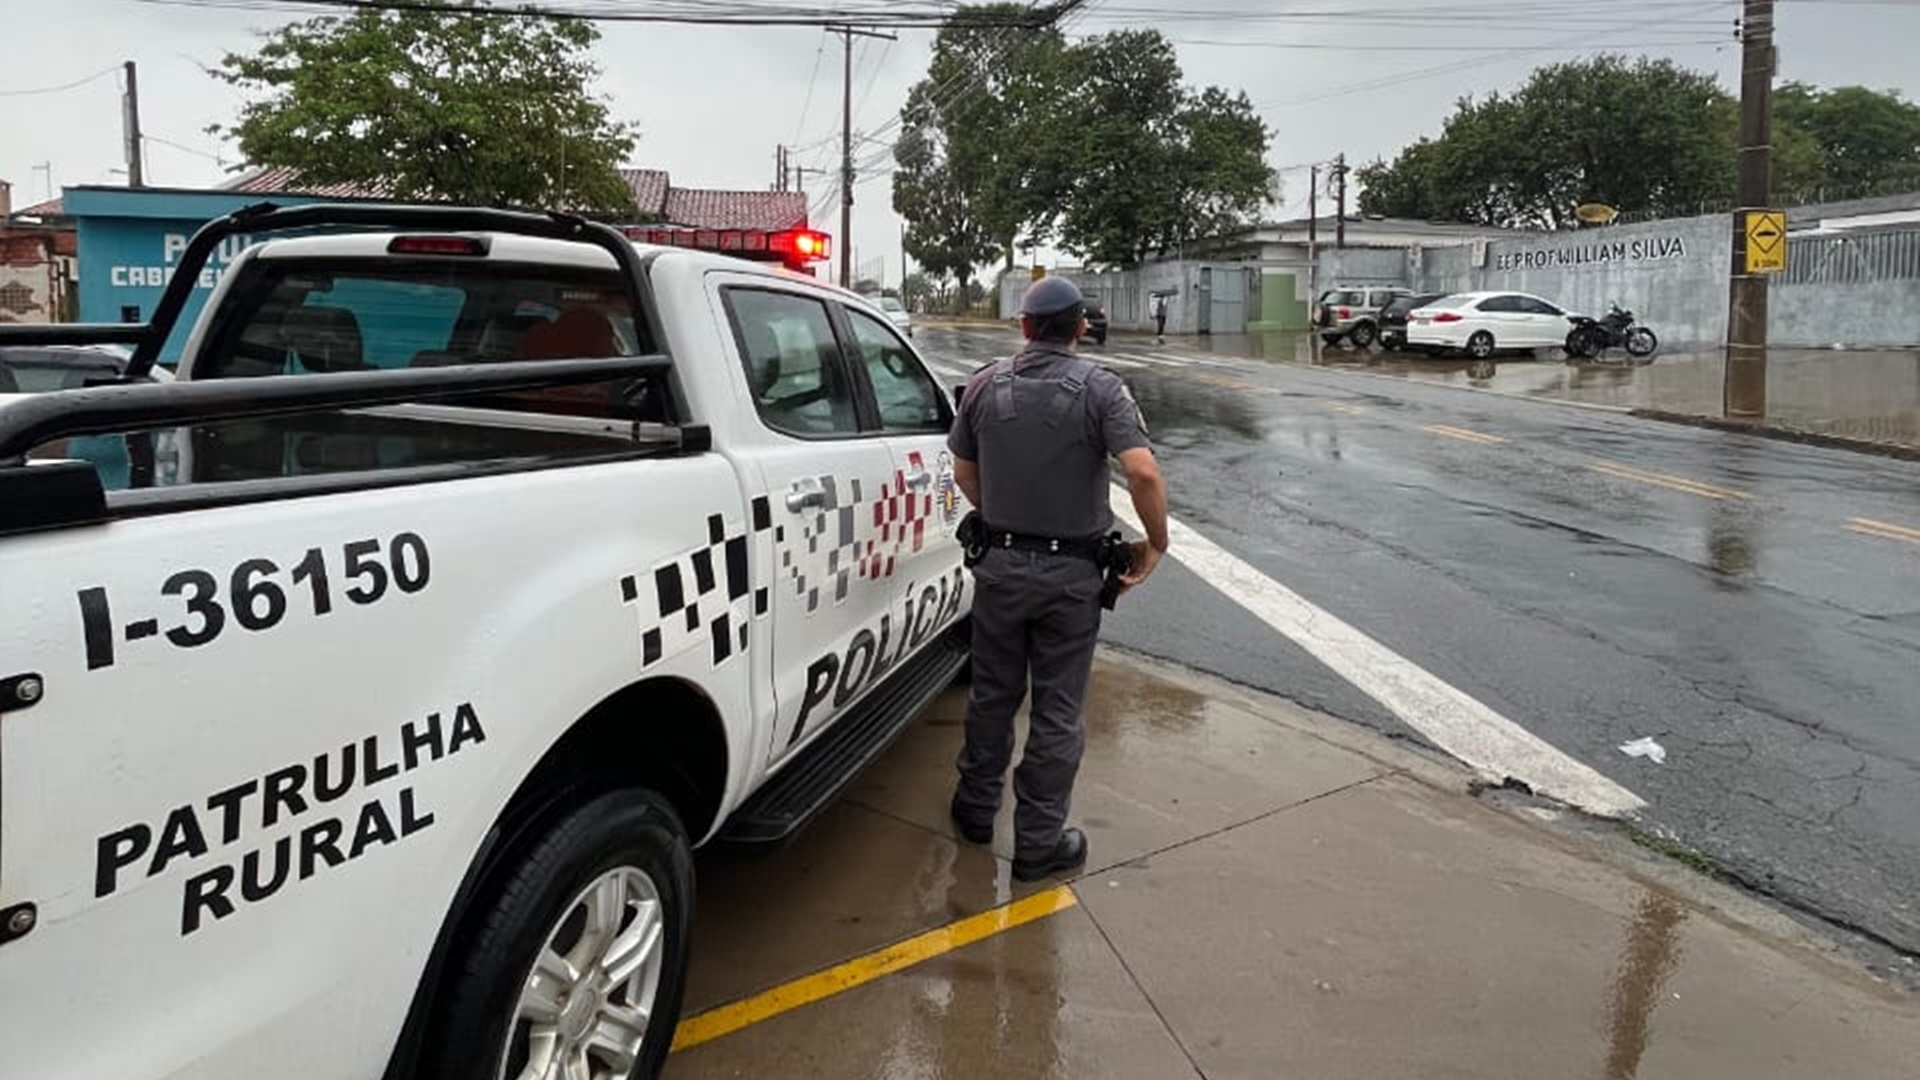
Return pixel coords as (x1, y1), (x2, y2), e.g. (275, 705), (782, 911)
(12, 196), (64, 218)
(662, 188), (809, 232)
(623, 168), (671, 216)
(8, 168), (808, 233)
(223, 166), (394, 199)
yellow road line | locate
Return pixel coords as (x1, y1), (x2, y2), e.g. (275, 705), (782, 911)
(1848, 517), (1920, 546)
(1589, 461), (1752, 501)
(1196, 373), (1258, 391)
(671, 885), (1079, 1051)
(1324, 402), (1366, 415)
(1422, 423), (1508, 445)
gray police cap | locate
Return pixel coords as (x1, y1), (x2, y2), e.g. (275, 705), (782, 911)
(1020, 276), (1085, 317)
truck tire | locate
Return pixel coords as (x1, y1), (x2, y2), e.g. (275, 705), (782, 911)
(1349, 321), (1377, 348)
(417, 789), (694, 1080)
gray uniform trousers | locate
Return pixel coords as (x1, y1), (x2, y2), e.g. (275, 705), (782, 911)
(953, 546), (1105, 858)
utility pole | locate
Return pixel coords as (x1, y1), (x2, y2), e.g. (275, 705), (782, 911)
(123, 60), (144, 189)
(1725, 0), (1775, 421)
(1307, 164), (1320, 300)
(32, 161), (53, 201)
(774, 145), (787, 191)
(789, 162), (826, 197)
(834, 25), (896, 288)
(1333, 153), (1347, 250)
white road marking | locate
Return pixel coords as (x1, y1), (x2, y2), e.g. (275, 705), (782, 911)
(1109, 493), (1647, 818)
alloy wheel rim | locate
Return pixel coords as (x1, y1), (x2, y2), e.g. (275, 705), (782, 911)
(499, 866), (665, 1080)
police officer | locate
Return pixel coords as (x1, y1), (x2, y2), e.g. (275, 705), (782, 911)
(947, 276), (1170, 881)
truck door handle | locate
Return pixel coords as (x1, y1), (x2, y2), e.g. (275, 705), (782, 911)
(906, 470), (933, 491)
(786, 478), (826, 511)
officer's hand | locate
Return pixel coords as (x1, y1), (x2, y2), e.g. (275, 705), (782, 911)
(1119, 541), (1162, 590)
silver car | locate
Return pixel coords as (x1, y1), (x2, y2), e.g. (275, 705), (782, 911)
(1312, 285), (1413, 348)
(877, 295), (913, 337)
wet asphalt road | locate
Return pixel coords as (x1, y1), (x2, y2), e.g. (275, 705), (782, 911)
(914, 324), (1920, 960)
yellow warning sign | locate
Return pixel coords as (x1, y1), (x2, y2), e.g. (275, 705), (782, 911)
(1745, 210), (1786, 273)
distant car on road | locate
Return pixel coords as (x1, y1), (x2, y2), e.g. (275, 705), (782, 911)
(1082, 295), (1109, 345)
(877, 294), (913, 337)
(1378, 292), (1451, 351)
(0, 343), (170, 393)
(1312, 285), (1413, 348)
(1405, 290), (1583, 359)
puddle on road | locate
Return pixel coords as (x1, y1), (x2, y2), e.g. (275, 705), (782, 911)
(1180, 332), (1920, 447)
(1603, 890), (1690, 1080)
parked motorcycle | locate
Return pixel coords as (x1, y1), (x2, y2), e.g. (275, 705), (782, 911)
(1565, 303), (1658, 361)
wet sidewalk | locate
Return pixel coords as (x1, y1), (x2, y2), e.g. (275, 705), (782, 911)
(1180, 332), (1920, 449)
(664, 652), (1919, 1079)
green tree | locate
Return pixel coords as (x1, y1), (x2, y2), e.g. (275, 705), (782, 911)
(1773, 82), (1920, 193)
(892, 120), (1000, 310)
(212, 0), (636, 215)
(892, 4), (1072, 274)
(1054, 33), (1273, 266)
(1359, 56), (1733, 229)
(894, 15), (1273, 272)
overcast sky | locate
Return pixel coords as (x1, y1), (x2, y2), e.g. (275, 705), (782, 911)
(3, 0), (1917, 284)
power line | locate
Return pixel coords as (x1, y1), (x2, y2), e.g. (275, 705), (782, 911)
(1253, 27), (1728, 110)
(127, 0), (1059, 27)
(791, 28), (828, 144)
(1171, 36), (1735, 52)
(0, 65), (120, 97)
(144, 133), (229, 164)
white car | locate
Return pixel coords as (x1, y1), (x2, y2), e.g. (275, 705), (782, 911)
(877, 294), (913, 337)
(1405, 291), (1583, 359)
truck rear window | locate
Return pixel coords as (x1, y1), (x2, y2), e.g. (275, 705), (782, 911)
(195, 259), (659, 421)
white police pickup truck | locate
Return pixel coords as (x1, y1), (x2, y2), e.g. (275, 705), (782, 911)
(0, 204), (970, 1080)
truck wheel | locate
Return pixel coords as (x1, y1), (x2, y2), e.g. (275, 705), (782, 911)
(1467, 331), (1496, 360)
(418, 789), (694, 1080)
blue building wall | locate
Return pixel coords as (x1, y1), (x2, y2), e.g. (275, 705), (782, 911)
(66, 187), (340, 362)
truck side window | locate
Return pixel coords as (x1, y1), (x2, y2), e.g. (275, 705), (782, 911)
(844, 309), (945, 433)
(722, 288), (860, 437)
(196, 261), (656, 421)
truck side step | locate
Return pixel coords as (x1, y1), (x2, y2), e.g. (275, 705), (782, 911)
(719, 623), (969, 845)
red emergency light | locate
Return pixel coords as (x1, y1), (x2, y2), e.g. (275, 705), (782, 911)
(387, 235), (491, 256)
(623, 226), (832, 271)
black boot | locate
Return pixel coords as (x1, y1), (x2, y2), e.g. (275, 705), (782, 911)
(1012, 828), (1087, 881)
(949, 794), (993, 845)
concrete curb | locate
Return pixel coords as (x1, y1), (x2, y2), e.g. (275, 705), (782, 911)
(1627, 409), (1920, 461)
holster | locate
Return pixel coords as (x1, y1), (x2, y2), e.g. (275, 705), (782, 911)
(958, 510), (988, 568)
(1095, 531), (1132, 611)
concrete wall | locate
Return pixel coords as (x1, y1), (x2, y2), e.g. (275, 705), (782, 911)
(1000, 260), (1252, 335)
(1324, 213), (1735, 347)
(1320, 214), (1920, 350)
(0, 234), (70, 324)
(1771, 279), (1920, 348)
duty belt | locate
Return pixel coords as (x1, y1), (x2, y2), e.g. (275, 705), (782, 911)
(985, 529), (1105, 561)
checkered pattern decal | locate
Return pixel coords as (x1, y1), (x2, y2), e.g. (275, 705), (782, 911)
(782, 453), (939, 613)
(620, 496), (776, 670)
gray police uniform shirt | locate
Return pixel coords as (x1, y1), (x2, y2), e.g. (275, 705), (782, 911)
(948, 342), (1152, 540)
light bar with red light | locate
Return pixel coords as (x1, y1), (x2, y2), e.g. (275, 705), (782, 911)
(622, 226), (831, 269)
(387, 235), (491, 256)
